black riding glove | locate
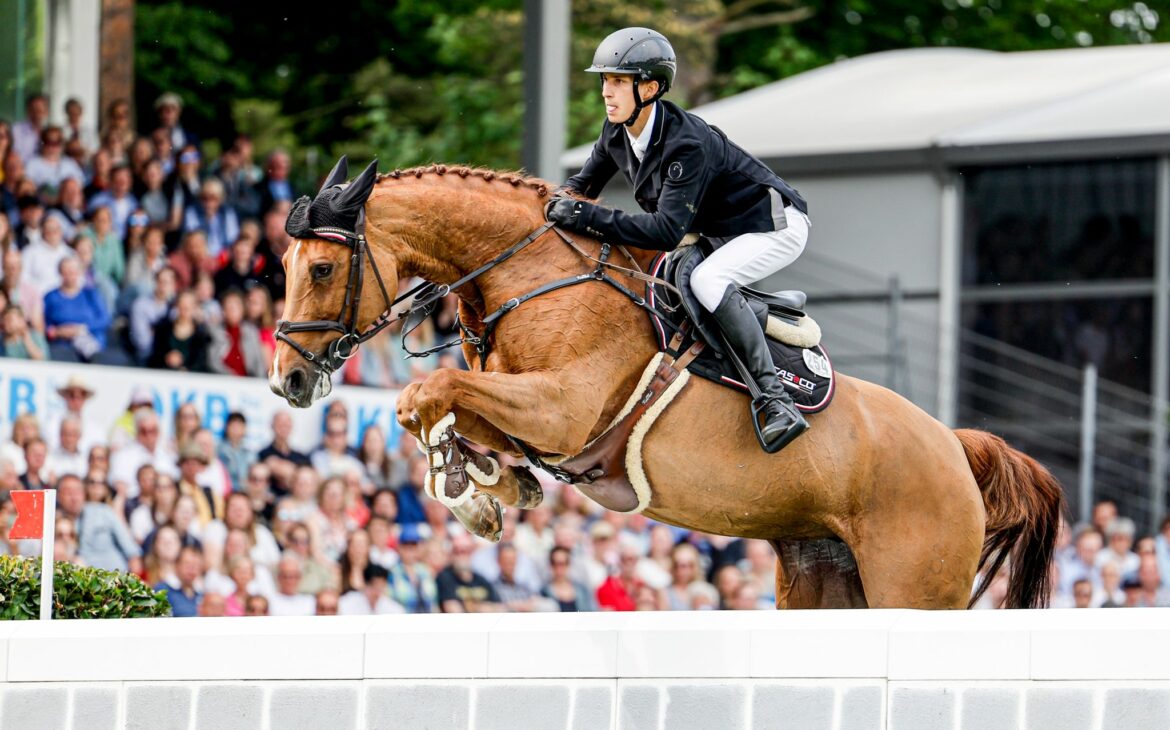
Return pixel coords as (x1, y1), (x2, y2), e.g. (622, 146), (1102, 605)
(545, 197), (583, 228)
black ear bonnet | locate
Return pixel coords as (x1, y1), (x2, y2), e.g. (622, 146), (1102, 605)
(285, 155), (378, 239)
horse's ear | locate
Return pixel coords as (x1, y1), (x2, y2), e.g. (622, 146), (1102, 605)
(318, 155), (349, 195)
(332, 159), (378, 215)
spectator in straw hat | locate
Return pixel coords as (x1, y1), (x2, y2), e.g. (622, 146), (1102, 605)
(46, 375), (101, 452)
(177, 441), (223, 526)
(155, 92), (197, 152)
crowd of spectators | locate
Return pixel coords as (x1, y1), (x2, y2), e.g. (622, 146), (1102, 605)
(0, 91), (462, 385)
(1045, 498), (1170, 609)
(3, 374), (1168, 616)
(0, 378), (784, 616)
(968, 497), (1170, 610)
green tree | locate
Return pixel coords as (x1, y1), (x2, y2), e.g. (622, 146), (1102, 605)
(135, 0), (1169, 176)
(717, 1), (1169, 97)
(134, 4), (248, 132)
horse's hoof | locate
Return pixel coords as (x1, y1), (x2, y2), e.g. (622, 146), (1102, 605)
(450, 491), (504, 543)
(512, 466), (544, 509)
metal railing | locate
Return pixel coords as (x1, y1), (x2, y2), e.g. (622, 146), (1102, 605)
(788, 251), (912, 395)
(787, 251), (1167, 532)
(955, 330), (1161, 529)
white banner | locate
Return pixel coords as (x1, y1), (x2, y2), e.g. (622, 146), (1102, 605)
(0, 360), (405, 454)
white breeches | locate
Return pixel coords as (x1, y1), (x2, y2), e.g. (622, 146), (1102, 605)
(690, 205), (810, 312)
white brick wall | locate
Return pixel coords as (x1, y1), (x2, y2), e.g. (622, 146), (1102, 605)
(1, 609), (1167, 729)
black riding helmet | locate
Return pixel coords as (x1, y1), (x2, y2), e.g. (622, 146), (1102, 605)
(586, 27), (676, 127)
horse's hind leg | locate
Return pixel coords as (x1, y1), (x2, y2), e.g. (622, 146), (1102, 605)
(770, 539), (868, 609)
(847, 502), (983, 609)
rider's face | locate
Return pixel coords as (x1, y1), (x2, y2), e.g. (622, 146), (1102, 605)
(601, 74), (657, 124)
(601, 74), (635, 123)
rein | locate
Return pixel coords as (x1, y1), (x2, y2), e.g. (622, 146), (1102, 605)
(401, 227), (684, 370)
(276, 220), (561, 376)
(278, 216), (683, 390)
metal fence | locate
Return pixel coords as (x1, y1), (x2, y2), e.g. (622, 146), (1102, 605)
(792, 251), (1168, 533)
(790, 251), (911, 395)
(955, 331), (1164, 530)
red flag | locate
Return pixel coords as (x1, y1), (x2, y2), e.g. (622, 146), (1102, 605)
(9, 490), (45, 540)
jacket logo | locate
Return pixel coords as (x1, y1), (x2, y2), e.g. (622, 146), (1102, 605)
(668, 162), (684, 181)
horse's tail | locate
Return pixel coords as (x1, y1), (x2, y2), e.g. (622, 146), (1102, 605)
(955, 428), (1066, 609)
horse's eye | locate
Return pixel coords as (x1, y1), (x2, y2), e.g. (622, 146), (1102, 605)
(313, 263), (333, 280)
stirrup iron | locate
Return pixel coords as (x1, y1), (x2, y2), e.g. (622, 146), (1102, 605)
(752, 396), (808, 454)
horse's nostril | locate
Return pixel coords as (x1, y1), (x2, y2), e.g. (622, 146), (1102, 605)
(287, 368), (306, 396)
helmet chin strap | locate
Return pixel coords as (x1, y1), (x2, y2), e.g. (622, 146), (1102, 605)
(623, 77), (662, 127)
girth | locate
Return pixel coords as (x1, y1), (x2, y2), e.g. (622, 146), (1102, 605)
(541, 333), (704, 511)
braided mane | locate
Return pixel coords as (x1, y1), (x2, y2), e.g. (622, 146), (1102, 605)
(377, 164), (552, 198)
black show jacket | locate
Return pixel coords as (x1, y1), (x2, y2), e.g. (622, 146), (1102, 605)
(563, 100), (807, 251)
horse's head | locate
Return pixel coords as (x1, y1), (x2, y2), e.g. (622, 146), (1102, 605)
(270, 156), (397, 407)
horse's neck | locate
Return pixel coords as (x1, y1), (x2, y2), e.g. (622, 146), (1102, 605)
(368, 176), (661, 433)
(367, 179), (541, 284)
(368, 175), (662, 297)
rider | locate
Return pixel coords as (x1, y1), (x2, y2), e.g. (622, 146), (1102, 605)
(546, 27), (810, 451)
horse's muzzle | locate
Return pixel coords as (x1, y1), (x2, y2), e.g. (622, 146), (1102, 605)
(271, 365), (322, 408)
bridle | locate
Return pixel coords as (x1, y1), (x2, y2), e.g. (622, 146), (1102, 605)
(274, 216), (401, 376)
(275, 219), (565, 378)
(276, 215), (682, 380)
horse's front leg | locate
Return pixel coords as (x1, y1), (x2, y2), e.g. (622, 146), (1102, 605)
(396, 382), (520, 454)
(395, 372), (557, 533)
(406, 367), (601, 454)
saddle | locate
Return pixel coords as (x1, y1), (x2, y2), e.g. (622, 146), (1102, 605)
(660, 243), (808, 357)
(553, 241), (835, 514)
(653, 243), (835, 412)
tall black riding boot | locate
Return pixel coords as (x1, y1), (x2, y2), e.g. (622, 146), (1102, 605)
(712, 285), (809, 451)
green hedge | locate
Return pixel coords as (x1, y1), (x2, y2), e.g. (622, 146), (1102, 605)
(0, 556), (171, 619)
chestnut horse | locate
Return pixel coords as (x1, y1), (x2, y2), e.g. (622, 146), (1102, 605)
(270, 160), (1064, 609)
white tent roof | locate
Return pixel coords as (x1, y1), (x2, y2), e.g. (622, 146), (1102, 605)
(562, 43), (1170, 167)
